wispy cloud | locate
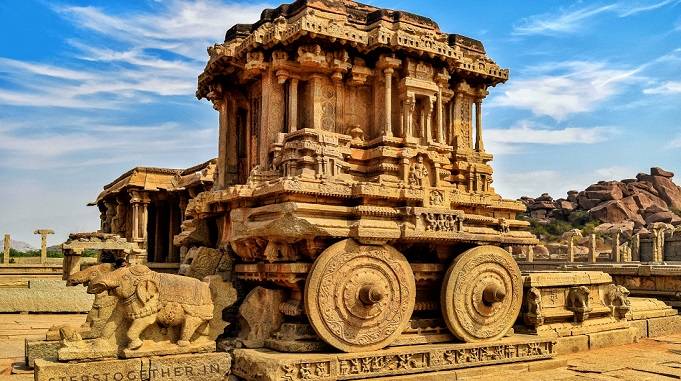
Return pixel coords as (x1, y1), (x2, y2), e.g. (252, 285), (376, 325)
(56, 1), (268, 60)
(513, 1), (681, 36)
(643, 81), (681, 95)
(489, 61), (642, 120)
(668, 135), (681, 149)
(487, 121), (617, 145)
(513, 4), (616, 36)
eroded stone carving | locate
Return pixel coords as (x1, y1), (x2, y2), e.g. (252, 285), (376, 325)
(88, 264), (214, 350)
(566, 286), (592, 323)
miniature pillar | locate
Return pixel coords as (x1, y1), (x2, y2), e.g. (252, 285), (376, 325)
(589, 234), (598, 263)
(631, 233), (640, 261)
(567, 237), (575, 263)
(33, 229), (54, 264)
(526, 246), (534, 262)
(288, 78), (298, 133)
(611, 231), (621, 262)
(436, 88), (444, 143)
(474, 99), (484, 152)
(3, 234), (9, 264)
(383, 68), (393, 137)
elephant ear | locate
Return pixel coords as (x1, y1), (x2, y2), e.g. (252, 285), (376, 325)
(136, 280), (159, 305)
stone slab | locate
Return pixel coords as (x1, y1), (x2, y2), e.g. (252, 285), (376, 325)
(25, 339), (60, 368)
(648, 315), (681, 337)
(522, 271), (612, 287)
(0, 280), (93, 313)
(232, 336), (556, 381)
(555, 335), (589, 355)
(588, 327), (637, 350)
(34, 352), (231, 381)
(629, 319), (648, 340)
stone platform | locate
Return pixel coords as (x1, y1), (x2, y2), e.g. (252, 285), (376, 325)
(0, 279), (93, 313)
(232, 336), (555, 381)
(34, 352), (231, 381)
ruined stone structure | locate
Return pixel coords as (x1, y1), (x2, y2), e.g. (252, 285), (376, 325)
(183, 0), (541, 360)
(25, 2), (681, 381)
(93, 159), (216, 267)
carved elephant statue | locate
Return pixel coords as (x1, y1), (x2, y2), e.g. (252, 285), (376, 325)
(566, 286), (592, 323)
(66, 263), (118, 336)
(88, 264), (213, 350)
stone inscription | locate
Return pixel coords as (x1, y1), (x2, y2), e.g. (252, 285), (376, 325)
(43, 363), (221, 381)
(263, 340), (555, 381)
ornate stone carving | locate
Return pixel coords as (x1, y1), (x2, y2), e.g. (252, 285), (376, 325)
(304, 239), (415, 352)
(87, 264), (214, 350)
(605, 284), (631, 320)
(408, 156), (429, 187)
(566, 286), (592, 323)
(440, 246), (522, 342)
(524, 287), (544, 326)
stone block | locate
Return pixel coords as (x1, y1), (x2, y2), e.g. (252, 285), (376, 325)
(647, 315), (681, 337)
(25, 339), (59, 368)
(555, 335), (589, 355)
(588, 327), (636, 350)
(0, 280), (93, 313)
(35, 357), (142, 381)
(148, 352), (231, 380)
(629, 319), (648, 340)
(35, 352), (231, 381)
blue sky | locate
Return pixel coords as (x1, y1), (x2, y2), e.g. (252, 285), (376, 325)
(0, 0), (680, 246)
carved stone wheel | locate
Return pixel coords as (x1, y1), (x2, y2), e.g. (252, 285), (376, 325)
(441, 245), (522, 343)
(304, 239), (416, 352)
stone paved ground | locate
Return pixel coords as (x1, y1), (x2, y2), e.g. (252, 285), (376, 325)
(0, 313), (86, 381)
(2, 314), (681, 380)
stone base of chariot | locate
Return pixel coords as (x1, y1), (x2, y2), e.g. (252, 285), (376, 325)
(34, 351), (231, 381)
(517, 270), (681, 354)
(232, 336), (555, 381)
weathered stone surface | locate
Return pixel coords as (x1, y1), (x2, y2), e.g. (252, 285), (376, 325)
(205, 274), (238, 340)
(180, 247), (231, 281)
(0, 279), (93, 313)
(238, 287), (284, 348)
(651, 167), (674, 178)
(647, 315), (681, 337)
(35, 352), (231, 381)
(25, 339), (60, 368)
(233, 337), (555, 381)
(555, 335), (589, 355)
(587, 327), (636, 350)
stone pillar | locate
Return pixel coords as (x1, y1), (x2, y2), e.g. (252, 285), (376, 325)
(631, 233), (640, 261)
(425, 96), (435, 143)
(474, 99), (484, 152)
(288, 78), (298, 133)
(589, 234), (598, 263)
(436, 88), (445, 143)
(526, 246), (534, 262)
(129, 190), (150, 249)
(3, 234), (9, 264)
(33, 229), (54, 265)
(611, 231), (621, 262)
(403, 94), (415, 139)
(567, 237), (575, 263)
(383, 68), (393, 137)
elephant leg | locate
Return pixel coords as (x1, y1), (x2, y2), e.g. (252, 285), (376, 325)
(127, 315), (156, 350)
(178, 316), (203, 347)
(93, 307), (124, 349)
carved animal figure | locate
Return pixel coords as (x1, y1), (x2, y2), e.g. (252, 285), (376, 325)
(605, 284), (631, 320)
(88, 264), (213, 350)
(566, 286), (591, 323)
(66, 263), (117, 336)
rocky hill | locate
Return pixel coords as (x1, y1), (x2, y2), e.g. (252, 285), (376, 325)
(519, 167), (681, 239)
(10, 239), (35, 252)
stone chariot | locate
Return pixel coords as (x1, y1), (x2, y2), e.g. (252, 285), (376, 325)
(183, 0), (539, 354)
